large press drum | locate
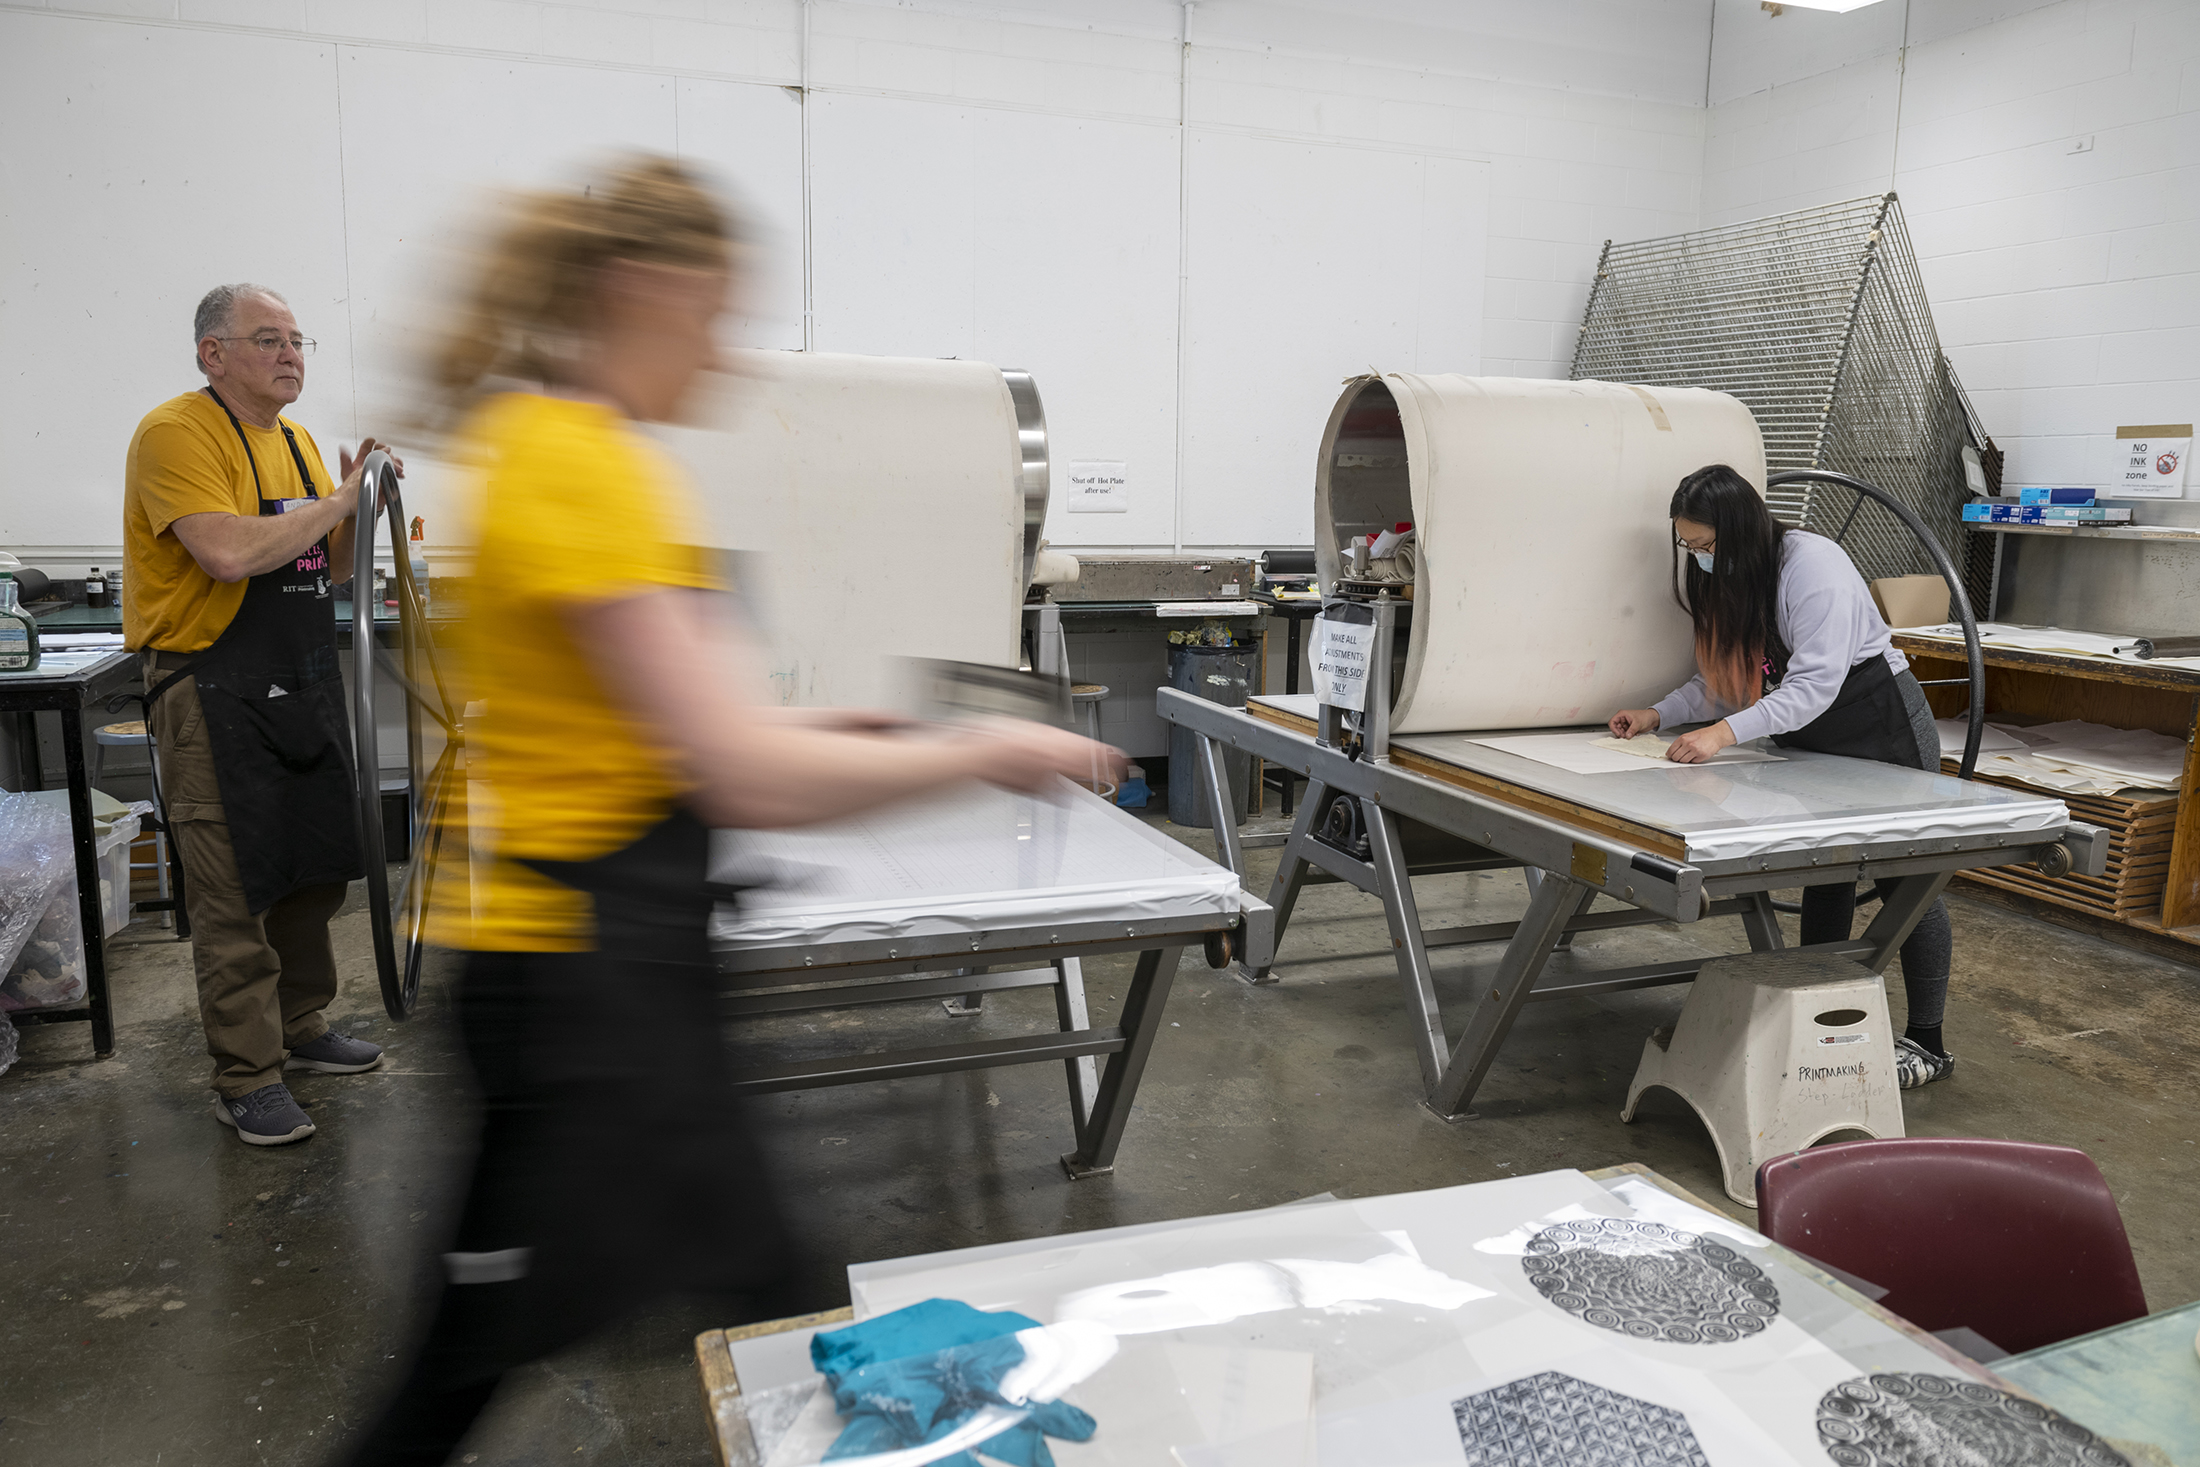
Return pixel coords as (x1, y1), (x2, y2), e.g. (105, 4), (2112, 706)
(656, 351), (1046, 711)
(1314, 374), (1767, 734)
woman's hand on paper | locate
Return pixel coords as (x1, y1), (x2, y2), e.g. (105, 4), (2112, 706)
(1665, 721), (1737, 764)
(1608, 708), (1661, 739)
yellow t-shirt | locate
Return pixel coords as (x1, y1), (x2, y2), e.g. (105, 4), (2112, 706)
(431, 393), (722, 952)
(122, 390), (330, 652)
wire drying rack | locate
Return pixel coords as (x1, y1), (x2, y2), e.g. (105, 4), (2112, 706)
(1571, 193), (1992, 610)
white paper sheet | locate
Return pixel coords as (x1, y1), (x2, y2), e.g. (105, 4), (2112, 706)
(1472, 731), (1784, 775)
(1899, 620), (2200, 670)
(1938, 717), (2185, 793)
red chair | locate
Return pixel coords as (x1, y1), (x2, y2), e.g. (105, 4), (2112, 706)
(1755, 1138), (2148, 1356)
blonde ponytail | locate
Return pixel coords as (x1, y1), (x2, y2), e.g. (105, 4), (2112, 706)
(424, 154), (739, 424)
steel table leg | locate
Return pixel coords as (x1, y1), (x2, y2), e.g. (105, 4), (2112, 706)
(942, 965), (985, 1016)
(1365, 800), (1448, 1088)
(1238, 778), (1326, 985)
(1524, 867), (1582, 951)
(1859, 870), (1954, 972)
(1062, 945), (1183, 1179)
(59, 705), (115, 1056)
(1280, 616), (1302, 815)
(1426, 872), (1584, 1119)
(1051, 956), (1101, 1133)
(1740, 891), (1787, 951)
(1197, 732), (1244, 880)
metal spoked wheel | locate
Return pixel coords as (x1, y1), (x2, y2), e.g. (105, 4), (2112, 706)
(350, 451), (465, 1019)
(1765, 468), (1987, 780)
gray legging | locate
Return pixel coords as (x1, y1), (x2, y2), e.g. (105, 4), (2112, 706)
(1796, 669), (1951, 1031)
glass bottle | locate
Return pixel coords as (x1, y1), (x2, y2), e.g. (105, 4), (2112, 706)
(85, 565), (109, 609)
(0, 571), (41, 672)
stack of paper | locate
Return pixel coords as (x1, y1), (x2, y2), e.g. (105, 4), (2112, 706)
(1937, 718), (2186, 795)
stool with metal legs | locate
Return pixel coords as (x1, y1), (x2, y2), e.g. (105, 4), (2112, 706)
(91, 719), (175, 931)
(1071, 683), (1109, 742)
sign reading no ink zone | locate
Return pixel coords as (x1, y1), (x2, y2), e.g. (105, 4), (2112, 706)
(1066, 461), (1128, 513)
(2107, 424), (2191, 499)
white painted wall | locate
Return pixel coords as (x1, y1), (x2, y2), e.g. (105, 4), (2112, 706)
(0, 0), (1711, 574)
(1702, 0), (2200, 493)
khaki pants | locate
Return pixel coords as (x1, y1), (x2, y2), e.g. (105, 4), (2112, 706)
(145, 653), (347, 1098)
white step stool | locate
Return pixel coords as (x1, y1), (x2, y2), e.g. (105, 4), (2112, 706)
(1620, 949), (1905, 1207)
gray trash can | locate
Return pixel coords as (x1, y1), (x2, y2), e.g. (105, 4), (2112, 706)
(1167, 644), (1256, 827)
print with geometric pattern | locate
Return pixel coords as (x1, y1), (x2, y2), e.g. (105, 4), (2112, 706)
(1521, 1217), (1780, 1343)
(1815, 1373), (2131, 1466)
(1453, 1370), (1712, 1467)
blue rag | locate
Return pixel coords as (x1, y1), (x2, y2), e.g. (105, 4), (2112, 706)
(811, 1300), (1099, 1467)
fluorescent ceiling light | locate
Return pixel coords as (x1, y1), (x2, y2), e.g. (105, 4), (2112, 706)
(1772, 0), (1887, 10)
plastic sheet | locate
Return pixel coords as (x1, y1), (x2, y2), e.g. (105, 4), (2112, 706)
(0, 793), (84, 1018)
(711, 780), (1240, 953)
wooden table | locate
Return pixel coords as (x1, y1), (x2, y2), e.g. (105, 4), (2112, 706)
(1895, 631), (2200, 947)
(1997, 1297), (2200, 1466)
(693, 1163), (2099, 1467)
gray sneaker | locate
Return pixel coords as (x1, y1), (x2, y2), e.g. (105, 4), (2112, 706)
(212, 1082), (316, 1146)
(284, 1029), (384, 1075)
(1895, 1036), (1956, 1090)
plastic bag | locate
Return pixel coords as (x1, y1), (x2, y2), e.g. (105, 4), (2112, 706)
(0, 793), (85, 1014)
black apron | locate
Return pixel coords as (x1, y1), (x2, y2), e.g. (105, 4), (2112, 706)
(148, 389), (365, 912)
(1767, 648), (1925, 770)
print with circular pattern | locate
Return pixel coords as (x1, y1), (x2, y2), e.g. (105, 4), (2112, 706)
(1815, 1373), (2130, 1466)
(1520, 1217), (1779, 1344)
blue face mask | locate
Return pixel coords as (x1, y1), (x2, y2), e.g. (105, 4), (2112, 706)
(1692, 549), (1716, 573)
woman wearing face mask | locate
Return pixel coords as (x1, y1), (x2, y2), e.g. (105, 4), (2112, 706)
(1606, 462), (1955, 1091)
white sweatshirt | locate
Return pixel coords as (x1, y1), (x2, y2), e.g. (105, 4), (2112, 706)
(1651, 531), (1907, 745)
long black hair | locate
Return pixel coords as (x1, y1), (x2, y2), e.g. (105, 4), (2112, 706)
(1670, 464), (1788, 708)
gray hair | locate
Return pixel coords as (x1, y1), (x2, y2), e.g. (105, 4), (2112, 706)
(193, 283), (287, 375)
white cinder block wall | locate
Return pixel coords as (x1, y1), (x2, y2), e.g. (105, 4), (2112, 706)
(5, 0), (2188, 565)
(0, 0), (1708, 572)
(1703, 0), (2200, 492)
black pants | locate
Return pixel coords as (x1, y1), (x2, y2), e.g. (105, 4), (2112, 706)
(345, 949), (795, 1466)
(1799, 882), (1952, 1031)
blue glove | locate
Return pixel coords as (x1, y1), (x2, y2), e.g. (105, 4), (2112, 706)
(812, 1298), (1039, 1375)
(814, 1304), (1099, 1467)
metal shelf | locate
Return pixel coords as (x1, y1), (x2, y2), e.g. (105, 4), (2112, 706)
(1971, 521), (2200, 544)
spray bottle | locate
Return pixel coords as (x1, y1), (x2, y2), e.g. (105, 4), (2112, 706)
(0, 571), (42, 672)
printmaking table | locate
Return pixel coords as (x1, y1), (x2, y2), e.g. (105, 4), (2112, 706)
(1159, 678), (2102, 1121)
(2, 648), (141, 1055)
(694, 1162), (2145, 1466)
(709, 778), (1267, 1179)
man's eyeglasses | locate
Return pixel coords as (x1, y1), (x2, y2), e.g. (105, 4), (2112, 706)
(215, 334), (317, 356)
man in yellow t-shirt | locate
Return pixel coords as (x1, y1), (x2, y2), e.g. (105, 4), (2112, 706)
(123, 283), (399, 1147)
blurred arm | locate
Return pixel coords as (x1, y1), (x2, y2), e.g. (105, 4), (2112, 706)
(571, 589), (1118, 829)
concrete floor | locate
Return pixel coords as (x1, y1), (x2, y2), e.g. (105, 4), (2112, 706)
(4, 804), (2197, 1466)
